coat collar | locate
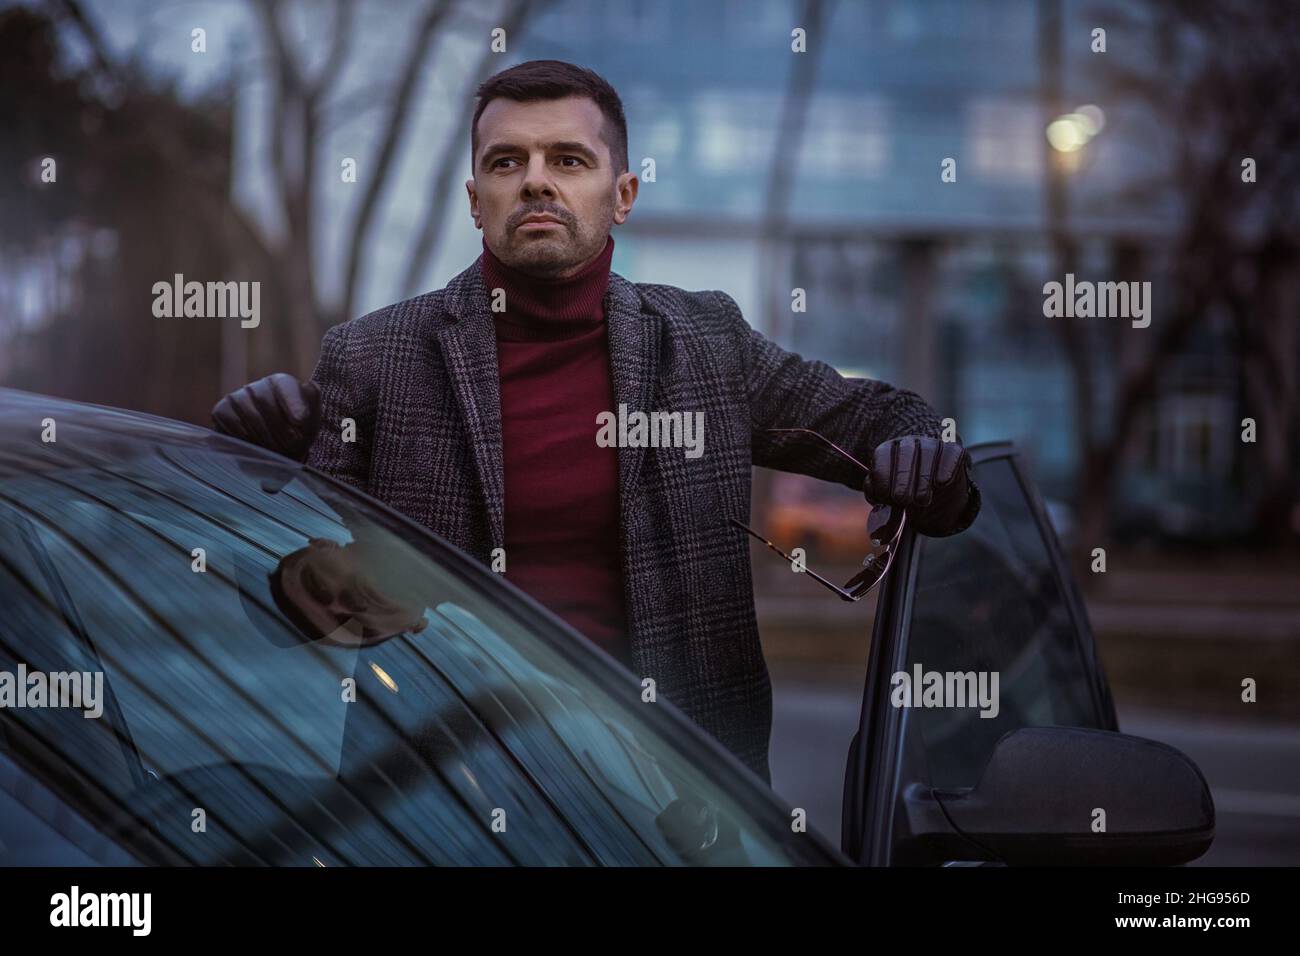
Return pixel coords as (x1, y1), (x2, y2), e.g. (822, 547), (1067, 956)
(433, 251), (661, 553)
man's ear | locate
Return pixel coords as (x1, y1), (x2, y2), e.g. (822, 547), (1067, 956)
(465, 178), (481, 228)
(613, 171), (638, 225)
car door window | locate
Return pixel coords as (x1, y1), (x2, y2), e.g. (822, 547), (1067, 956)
(901, 456), (1106, 792)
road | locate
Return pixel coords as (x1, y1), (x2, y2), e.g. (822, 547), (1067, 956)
(767, 662), (1300, 865)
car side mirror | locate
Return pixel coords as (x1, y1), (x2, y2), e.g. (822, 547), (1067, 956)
(899, 726), (1214, 865)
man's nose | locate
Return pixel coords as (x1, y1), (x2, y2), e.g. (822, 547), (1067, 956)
(520, 154), (556, 199)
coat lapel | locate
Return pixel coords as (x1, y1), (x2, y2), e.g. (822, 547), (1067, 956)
(603, 271), (660, 527)
(436, 260), (506, 553)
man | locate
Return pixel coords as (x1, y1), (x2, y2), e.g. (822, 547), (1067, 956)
(212, 59), (980, 785)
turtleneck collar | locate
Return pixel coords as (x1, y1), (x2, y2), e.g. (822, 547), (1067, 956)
(479, 234), (614, 342)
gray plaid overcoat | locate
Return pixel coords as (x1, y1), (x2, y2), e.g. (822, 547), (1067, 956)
(307, 253), (952, 784)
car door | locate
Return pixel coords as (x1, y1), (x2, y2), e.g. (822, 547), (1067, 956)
(842, 442), (1212, 866)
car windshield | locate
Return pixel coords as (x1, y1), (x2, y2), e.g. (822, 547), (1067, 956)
(0, 410), (839, 866)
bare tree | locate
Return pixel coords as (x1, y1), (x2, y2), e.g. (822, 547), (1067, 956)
(328, 0), (452, 328)
(255, 0), (358, 367)
(56, 0), (553, 380)
(401, 0), (540, 296)
(1054, 0), (1300, 562)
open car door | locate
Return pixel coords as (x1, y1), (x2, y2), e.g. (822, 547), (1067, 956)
(842, 442), (1214, 866)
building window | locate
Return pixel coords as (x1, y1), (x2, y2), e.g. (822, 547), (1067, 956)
(965, 96), (1042, 182)
(725, 0), (792, 45)
(625, 87), (682, 163)
(693, 90), (890, 179)
(694, 90), (780, 172)
(797, 93), (891, 178)
(550, 0), (593, 40)
(606, 0), (668, 41)
(1157, 393), (1234, 479)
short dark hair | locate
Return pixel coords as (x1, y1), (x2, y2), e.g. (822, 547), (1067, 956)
(470, 59), (628, 176)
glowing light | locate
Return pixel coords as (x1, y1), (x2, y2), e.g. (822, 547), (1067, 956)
(1047, 105), (1106, 155)
(1046, 115), (1088, 153)
(1075, 104), (1106, 136)
(369, 662), (399, 694)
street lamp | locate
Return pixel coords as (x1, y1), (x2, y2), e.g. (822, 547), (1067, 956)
(1046, 104), (1105, 153)
(1046, 104), (1105, 173)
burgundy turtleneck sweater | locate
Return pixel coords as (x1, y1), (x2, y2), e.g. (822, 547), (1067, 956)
(478, 234), (632, 667)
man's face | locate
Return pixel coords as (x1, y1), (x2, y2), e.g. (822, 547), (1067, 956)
(466, 95), (638, 279)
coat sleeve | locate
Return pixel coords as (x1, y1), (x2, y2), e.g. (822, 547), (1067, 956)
(717, 289), (981, 536)
(305, 321), (372, 494)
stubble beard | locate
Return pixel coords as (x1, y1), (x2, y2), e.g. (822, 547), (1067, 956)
(502, 196), (615, 279)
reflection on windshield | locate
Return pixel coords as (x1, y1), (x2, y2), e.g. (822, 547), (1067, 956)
(0, 436), (833, 866)
(270, 538), (429, 646)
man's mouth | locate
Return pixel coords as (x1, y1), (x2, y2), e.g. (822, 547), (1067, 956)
(517, 214), (566, 231)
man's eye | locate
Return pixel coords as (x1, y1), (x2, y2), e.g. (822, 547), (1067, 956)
(491, 156), (583, 169)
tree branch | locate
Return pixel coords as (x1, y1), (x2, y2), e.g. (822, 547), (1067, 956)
(401, 0), (543, 295)
(338, 0), (453, 323)
(307, 0), (356, 103)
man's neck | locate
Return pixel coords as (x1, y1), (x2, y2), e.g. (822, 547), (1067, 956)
(479, 235), (615, 342)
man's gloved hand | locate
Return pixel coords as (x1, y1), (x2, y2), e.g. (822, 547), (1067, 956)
(864, 435), (980, 537)
(211, 373), (321, 462)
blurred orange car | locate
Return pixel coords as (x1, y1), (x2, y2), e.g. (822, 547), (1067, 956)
(761, 472), (875, 562)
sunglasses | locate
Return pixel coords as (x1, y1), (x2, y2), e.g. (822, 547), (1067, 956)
(729, 427), (907, 602)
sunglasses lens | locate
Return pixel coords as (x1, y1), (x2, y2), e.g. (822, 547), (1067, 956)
(843, 565), (882, 597)
(867, 503), (901, 543)
(848, 506), (904, 596)
(732, 427), (908, 601)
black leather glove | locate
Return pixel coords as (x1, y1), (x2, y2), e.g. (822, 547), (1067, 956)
(864, 435), (980, 537)
(211, 373), (321, 462)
